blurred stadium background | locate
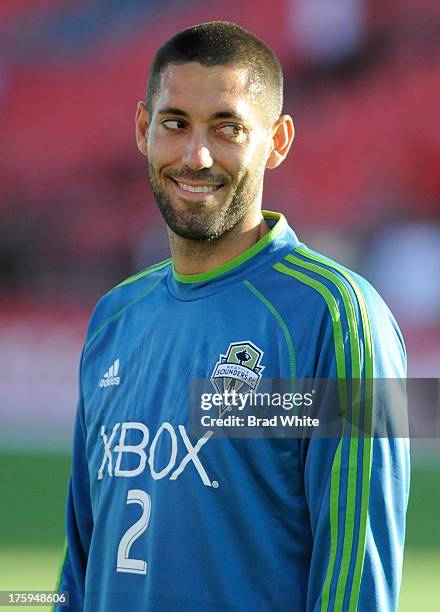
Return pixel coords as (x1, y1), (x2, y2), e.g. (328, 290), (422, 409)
(0, 1), (439, 610)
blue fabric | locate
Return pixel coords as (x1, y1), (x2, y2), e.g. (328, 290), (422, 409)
(55, 212), (409, 611)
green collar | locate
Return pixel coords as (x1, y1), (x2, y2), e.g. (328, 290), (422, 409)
(172, 210), (288, 284)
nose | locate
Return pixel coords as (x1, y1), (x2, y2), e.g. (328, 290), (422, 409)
(181, 133), (213, 170)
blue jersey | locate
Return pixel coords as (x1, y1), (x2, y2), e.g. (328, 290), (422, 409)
(54, 211), (409, 612)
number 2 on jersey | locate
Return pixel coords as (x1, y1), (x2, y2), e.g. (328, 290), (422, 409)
(116, 489), (151, 575)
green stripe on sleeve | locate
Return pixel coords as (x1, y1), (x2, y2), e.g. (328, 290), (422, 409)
(273, 261), (349, 610)
(294, 247), (374, 611)
(294, 248), (373, 378)
(284, 253), (363, 610)
(284, 254), (360, 379)
(273, 262), (347, 385)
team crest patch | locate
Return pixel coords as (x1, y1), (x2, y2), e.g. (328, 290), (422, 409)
(211, 341), (265, 416)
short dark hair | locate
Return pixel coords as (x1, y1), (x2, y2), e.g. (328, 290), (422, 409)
(146, 21), (283, 124)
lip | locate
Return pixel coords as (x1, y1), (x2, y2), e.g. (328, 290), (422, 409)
(169, 178), (225, 201)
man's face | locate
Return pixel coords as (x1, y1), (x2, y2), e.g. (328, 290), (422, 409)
(143, 62), (274, 241)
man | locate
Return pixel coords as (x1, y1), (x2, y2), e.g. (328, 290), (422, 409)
(54, 21), (409, 612)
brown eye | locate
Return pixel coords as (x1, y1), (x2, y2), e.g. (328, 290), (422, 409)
(218, 124), (243, 137)
(161, 119), (186, 130)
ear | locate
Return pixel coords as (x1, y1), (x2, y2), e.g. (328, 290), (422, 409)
(135, 101), (150, 157)
(265, 115), (295, 169)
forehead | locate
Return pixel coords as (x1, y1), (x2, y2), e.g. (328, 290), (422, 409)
(155, 62), (260, 121)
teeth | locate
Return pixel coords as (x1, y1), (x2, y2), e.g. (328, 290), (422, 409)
(177, 182), (220, 193)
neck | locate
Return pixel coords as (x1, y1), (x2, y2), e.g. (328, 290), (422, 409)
(169, 207), (270, 276)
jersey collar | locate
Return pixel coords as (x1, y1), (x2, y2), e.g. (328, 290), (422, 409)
(166, 210), (299, 301)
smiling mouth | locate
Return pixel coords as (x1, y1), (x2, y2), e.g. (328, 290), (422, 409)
(171, 179), (224, 194)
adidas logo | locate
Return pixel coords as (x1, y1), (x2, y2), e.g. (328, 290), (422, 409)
(99, 358), (121, 388)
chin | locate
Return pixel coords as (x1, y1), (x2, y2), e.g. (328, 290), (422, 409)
(168, 220), (221, 242)
(162, 201), (227, 241)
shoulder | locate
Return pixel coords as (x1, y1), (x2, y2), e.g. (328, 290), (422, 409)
(271, 242), (399, 325)
(84, 258), (172, 348)
(267, 242), (406, 376)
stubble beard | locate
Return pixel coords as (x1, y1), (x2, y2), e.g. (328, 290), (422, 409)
(147, 161), (264, 242)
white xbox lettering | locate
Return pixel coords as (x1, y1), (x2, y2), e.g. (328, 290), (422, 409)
(98, 423), (121, 479)
(114, 422), (149, 478)
(148, 422), (178, 480)
(98, 421), (214, 487)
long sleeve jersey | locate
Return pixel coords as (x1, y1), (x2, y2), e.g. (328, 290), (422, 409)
(54, 210), (410, 612)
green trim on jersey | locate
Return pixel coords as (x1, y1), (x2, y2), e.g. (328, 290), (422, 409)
(284, 252), (363, 611)
(274, 253), (374, 612)
(284, 254), (361, 380)
(273, 260), (350, 611)
(292, 247), (374, 612)
(85, 276), (162, 352)
(243, 280), (296, 381)
(172, 211), (287, 284)
(273, 262), (347, 381)
(114, 258), (171, 289)
(295, 247), (373, 379)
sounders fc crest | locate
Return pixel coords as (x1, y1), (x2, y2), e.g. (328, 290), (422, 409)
(211, 341), (265, 416)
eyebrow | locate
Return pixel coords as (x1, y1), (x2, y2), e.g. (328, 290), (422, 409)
(157, 107), (246, 122)
(157, 107), (188, 117)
